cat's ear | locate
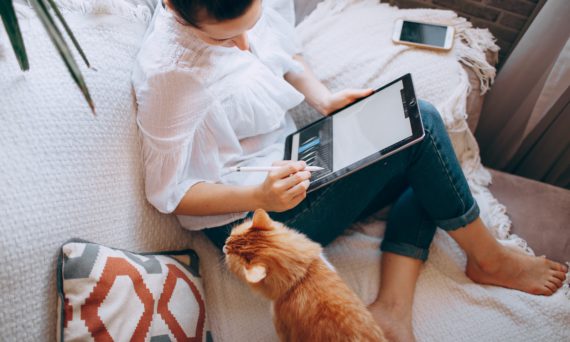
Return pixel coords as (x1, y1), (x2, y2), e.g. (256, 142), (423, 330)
(251, 209), (273, 229)
(243, 264), (266, 283)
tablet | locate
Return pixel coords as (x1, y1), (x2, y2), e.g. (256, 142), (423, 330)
(284, 73), (424, 193)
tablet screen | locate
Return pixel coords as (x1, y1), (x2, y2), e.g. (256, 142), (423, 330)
(290, 79), (414, 183)
(333, 80), (412, 170)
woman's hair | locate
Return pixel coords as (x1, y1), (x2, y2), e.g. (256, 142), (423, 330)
(168, 0), (255, 27)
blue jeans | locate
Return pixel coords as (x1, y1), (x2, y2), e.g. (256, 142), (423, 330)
(204, 100), (480, 261)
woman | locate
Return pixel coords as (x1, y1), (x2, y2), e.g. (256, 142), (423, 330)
(132, 0), (567, 340)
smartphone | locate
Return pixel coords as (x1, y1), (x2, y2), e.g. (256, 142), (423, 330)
(392, 19), (454, 51)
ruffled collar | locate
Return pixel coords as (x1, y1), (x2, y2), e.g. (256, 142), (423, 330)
(154, 3), (268, 56)
(155, 4), (213, 52)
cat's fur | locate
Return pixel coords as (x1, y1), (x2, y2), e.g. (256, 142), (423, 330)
(224, 209), (387, 342)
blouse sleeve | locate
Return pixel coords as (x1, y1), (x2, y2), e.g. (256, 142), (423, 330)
(265, 0), (296, 27)
(264, 6), (304, 74)
(134, 67), (222, 214)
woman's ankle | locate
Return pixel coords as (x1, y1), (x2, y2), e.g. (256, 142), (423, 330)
(465, 243), (511, 274)
(370, 296), (413, 321)
(448, 218), (505, 268)
(368, 299), (416, 342)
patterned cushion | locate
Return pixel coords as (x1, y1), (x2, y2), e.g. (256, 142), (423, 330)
(57, 240), (210, 341)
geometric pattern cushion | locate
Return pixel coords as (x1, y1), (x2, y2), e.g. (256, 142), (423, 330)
(57, 240), (211, 341)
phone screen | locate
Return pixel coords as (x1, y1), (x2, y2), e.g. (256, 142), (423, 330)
(400, 21), (448, 47)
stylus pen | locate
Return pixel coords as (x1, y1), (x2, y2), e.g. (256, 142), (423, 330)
(229, 166), (324, 172)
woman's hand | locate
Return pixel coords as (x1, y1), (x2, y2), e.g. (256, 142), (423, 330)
(320, 88), (374, 116)
(284, 55), (374, 117)
(255, 160), (311, 212)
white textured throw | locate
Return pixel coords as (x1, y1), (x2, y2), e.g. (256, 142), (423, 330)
(192, 1), (570, 341)
(0, 3), (190, 340)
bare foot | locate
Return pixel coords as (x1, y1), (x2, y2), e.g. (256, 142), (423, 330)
(466, 247), (568, 295)
(368, 301), (415, 342)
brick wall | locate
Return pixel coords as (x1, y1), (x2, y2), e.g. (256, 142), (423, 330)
(381, 0), (545, 66)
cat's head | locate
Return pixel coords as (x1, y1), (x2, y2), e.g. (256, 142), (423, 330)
(224, 209), (322, 299)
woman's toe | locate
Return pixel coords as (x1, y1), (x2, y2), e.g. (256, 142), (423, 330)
(543, 283), (556, 295)
(548, 277), (563, 288)
(530, 284), (548, 295)
(551, 270), (567, 282)
(548, 260), (567, 272)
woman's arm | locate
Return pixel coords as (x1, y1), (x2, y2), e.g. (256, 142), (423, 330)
(173, 182), (261, 216)
(284, 55), (333, 114)
(173, 161), (311, 216)
(285, 55), (373, 115)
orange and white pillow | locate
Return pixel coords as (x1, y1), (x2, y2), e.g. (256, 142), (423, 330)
(57, 240), (210, 341)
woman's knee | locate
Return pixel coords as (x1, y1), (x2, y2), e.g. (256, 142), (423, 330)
(418, 100), (446, 136)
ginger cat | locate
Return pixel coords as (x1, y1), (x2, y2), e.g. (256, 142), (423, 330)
(224, 209), (387, 342)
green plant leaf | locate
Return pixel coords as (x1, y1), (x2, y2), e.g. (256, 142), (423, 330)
(45, 0), (90, 68)
(0, 0), (30, 71)
(28, 0), (95, 113)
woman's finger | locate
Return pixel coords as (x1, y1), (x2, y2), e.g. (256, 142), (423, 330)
(325, 88), (374, 115)
(272, 160), (294, 167)
(287, 179), (310, 199)
(278, 171), (311, 190)
(290, 190), (308, 207)
(271, 161), (306, 179)
(347, 88), (373, 100)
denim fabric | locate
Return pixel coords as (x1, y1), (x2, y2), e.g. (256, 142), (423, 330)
(204, 100), (479, 261)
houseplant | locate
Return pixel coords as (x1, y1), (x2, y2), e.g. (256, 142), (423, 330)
(0, 0), (94, 112)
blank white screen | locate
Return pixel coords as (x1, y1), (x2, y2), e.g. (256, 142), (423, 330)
(332, 81), (412, 171)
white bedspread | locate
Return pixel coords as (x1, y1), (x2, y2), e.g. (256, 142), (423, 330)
(193, 1), (570, 341)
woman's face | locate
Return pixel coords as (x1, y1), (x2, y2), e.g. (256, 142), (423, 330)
(169, 0), (262, 51)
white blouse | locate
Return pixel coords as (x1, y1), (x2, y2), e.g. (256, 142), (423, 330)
(132, 3), (305, 230)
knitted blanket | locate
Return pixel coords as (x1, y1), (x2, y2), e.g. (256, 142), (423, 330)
(192, 1), (570, 341)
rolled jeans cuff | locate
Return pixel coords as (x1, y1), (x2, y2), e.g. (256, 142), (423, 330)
(434, 201), (480, 231)
(380, 240), (430, 261)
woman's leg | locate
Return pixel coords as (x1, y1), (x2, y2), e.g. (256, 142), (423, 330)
(204, 153), (426, 253)
(368, 253), (421, 342)
(365, 100), (567, 341)
(399, 100), (567, 296)
(368, 187), (435, 342)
